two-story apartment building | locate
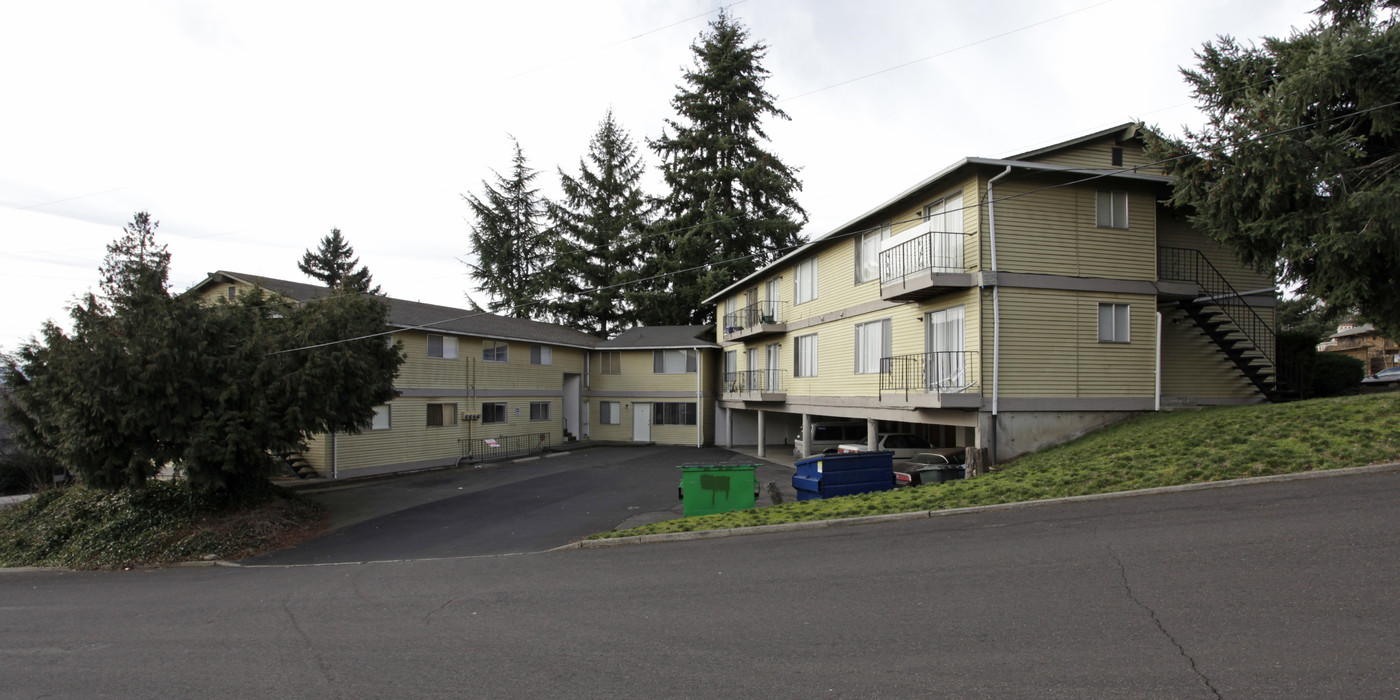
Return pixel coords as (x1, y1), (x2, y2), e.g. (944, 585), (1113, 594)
(707, 124), (1280, 465)
(191, 272), (724, 478)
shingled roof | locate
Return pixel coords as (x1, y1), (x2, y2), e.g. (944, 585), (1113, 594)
(596, 325), (716, 349)
(189, 271), (601, 348)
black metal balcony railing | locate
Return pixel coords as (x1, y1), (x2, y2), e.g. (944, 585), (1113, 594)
(879, 231), (967, 283)
(722, 369), (787, 394)
(722, 300), (784, 333)
(879, 351), (980, 398)
(458, 433), (551, 465)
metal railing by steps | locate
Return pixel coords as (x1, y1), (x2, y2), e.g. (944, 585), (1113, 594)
(1158, 246), (1295, 402)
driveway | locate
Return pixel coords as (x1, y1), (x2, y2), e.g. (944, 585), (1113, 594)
(248, 445), (795, 565)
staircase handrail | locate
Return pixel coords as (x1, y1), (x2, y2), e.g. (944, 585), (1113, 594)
(1158, 246), (1278, 366)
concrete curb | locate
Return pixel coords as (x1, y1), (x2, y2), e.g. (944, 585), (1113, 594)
(556, 462), (1400, 550)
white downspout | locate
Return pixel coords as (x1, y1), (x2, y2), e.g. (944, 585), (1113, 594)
(1155, 311), (1162, 412)
(695, 346), (703, 448)
(987, 165), (1012, 467)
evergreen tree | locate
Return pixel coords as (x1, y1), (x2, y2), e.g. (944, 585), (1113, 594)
(299, 228), (379, 293)
(1145, 0), (1400, 338)
(1, 212), (403, 493)
(464, 138), (551, 318)
(547, 109), (650, 336)
(643, 10), (808, 326)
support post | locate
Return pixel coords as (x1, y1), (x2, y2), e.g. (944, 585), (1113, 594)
(757, 409), (767, 458)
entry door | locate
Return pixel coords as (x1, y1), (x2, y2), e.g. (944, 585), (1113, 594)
(633, 403), (651, 441)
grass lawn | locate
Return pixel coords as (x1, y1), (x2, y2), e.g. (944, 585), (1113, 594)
(0, 480), (325, 569)
(592, 393), (1400, 539)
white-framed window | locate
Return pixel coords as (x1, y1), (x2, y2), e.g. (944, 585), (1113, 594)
(653, 349), (697, 374)
(370, 405), (391, 430)
(426, 403), (458, 427)
(483, 340), (508, 362)
(1098, 303), (1131, 343)
(599, 401), (621, 425)
(927, 305), (967, 390)
(723, 297), (737, 326)
(227, 286), (236, 300)
(529, 401), (551, 421)
(600, 351), (621, 374)
(854, 319), (892, 374)
(653, 402), (697, 426)
(427, 334), (458, 359)
(855, 223), (891, 283)
(724, 350), (737, 376)
(1096, 190), (1129, 229)
(795, 258), (818, 304)
(530, 345), (552, 365)
(795, 334), (818, 377)
(482, 402), (507, 423)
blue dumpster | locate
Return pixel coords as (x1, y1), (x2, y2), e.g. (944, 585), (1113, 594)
(792, 451), (895, 501)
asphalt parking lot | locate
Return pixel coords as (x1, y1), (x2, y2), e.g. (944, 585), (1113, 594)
(248, 444), (795, 565)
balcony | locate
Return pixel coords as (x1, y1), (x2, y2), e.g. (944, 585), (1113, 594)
(878, 351), (981, 409)
(879, 231), (976, 302)
(721, 369), (787, 402)
(722, 301), (787, 342)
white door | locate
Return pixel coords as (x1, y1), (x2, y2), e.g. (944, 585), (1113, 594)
(633, 403), (651, 442)
(925, 305), (966, 390)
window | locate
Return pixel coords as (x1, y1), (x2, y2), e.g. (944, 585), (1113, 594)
(370, 405), (391, 430)
(483, 340), (508, 362)
(855, 224), (891, 283)
(764, 278), (781, 319)
(599, 401), (621, 425)
(723, 297), (737, 327)
(482, 402), (507, 423)
(653, 349), (697, 374)
(724, 350), (737, 377)
(795, 258), (818, 304)
(923, 192), (965, 272)
(1098, 303), (1131, 343)
(530, 345), (552, 365)
(653, 402), (697, 426)
(854, 319), (892, 374)
(530, 401), (551, 421)
(927, 305), (967, 389)
(426, 403), (458, 427)
(600, 351), (621, 374)
(427, 334), (458, 359)
(227, 286), (236, 300)
(795, 334), (818, 377)
(1111, 146), (1124, 167)
(1096, 190), (1129, 229)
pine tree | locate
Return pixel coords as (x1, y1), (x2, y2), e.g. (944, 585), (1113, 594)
(1145, 0), (1400, 338)
(464, 138), (551, 318)
(298, 228), (379, 293)
(546, 109), (650, 337)
(1, 212), (403, 493)
(643, 10), (808, 326)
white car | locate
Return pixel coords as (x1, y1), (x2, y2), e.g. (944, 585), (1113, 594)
(836, 433), (934, 461)
(1361, 366), (1400, 384)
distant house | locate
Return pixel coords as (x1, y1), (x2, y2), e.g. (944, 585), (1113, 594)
(187, 272), (715, 478)
(1320, 323), (1399, 374)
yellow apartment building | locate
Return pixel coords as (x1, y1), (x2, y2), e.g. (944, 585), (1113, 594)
(706, 124), (1281, 464)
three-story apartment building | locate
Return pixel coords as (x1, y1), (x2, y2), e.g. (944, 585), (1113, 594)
(707, 124), (1279, 464)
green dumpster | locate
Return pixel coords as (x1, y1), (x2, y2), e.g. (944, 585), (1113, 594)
(677, 463), (759, 517)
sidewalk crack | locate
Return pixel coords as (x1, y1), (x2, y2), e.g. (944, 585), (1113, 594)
(1103, 543), (1223, 699)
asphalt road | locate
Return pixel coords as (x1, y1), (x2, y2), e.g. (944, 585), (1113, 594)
(3, 470), (1398, 698)
(250, 445), (794, 564)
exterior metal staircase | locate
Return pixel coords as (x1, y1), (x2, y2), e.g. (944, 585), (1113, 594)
(1158, 247), (1295, 402)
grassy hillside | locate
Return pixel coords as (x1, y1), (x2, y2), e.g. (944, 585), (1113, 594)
(594, 393), (1400, 539)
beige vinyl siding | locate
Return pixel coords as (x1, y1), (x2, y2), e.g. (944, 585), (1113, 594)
(992, 288), (1155, 398)
(989, 179), (1156, 280)
(591, 348), (705, 394)
(1020, 135), (1162, 173)
(1157, 211), (1275, 292)
(1160, 309), (1265, 401)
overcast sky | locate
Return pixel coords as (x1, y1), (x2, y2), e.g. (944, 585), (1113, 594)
(0, 0), (1322, 352)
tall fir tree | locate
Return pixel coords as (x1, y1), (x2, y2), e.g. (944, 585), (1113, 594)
(298, 228), (379, 293)
(464, 138), (551, 319)
(642, 10), (808, 326)
(546, 109), (650, 337)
